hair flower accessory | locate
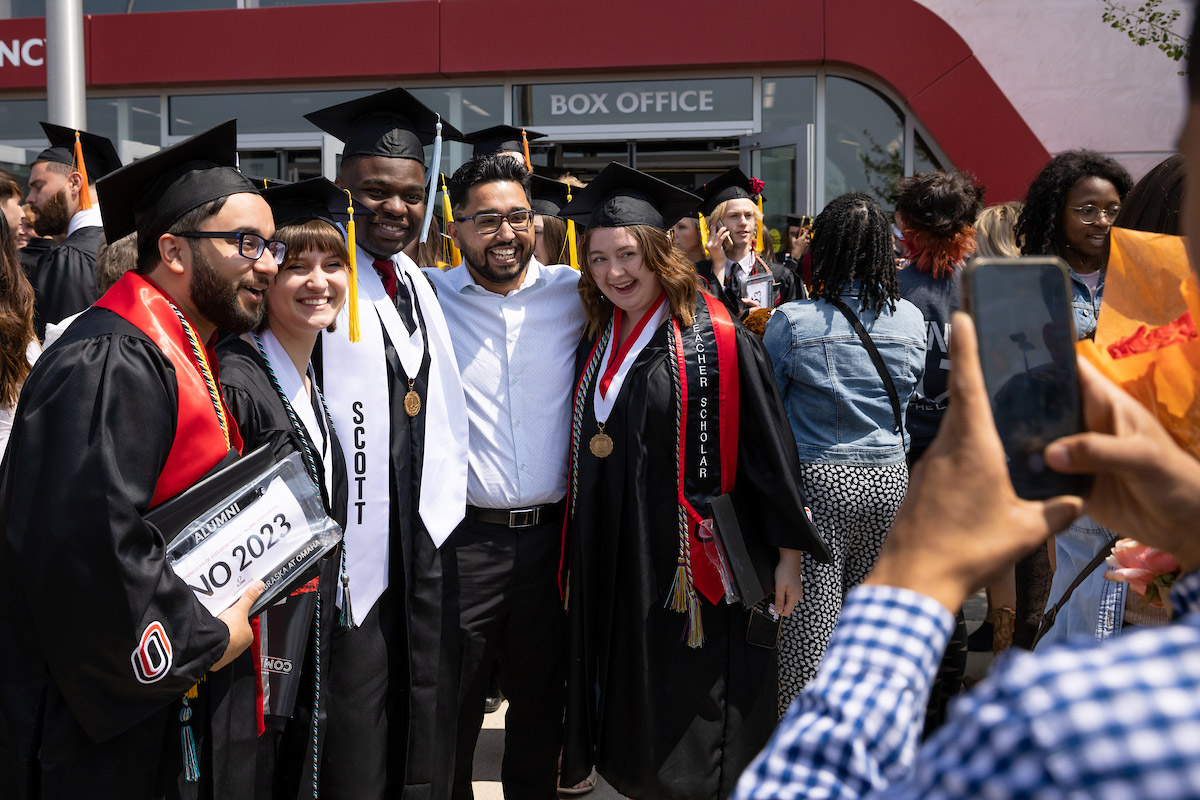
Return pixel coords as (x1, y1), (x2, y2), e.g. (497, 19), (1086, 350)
(749, 177), (765, 197)
(1103, 538), (1182, 608)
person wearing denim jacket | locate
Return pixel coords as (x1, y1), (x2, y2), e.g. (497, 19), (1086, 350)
(766, 192), (927, 712)
(1069, 266), (1105, 340)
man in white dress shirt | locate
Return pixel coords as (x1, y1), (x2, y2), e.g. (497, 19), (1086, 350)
(427, 154), (585, 800)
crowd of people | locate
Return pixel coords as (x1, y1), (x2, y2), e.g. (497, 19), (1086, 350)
(0, 17), (1199, 799)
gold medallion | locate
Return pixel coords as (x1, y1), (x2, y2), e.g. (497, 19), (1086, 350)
(404, 379), (422, 418)
(589, 423), (614, 459)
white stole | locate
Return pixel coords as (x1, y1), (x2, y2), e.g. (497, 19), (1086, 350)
(593, 302), (670, 424)
(320, 247), (468, 626)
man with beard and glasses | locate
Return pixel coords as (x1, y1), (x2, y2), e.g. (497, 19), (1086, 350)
(25, 123), (122, 340)
(426, 154), (585, 799)
(0, 121), (282, 800)
(304, 87), (469, 800)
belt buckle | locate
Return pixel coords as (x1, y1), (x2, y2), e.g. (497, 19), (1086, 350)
(508, 507), (538, 528)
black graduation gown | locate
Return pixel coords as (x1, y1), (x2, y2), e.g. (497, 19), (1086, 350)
(31, 225), (104, 340)
(18, 238), (52, 282)
(695, 257), (802, 321)
(0, 308), (257, 800)
(216, 337), (348, 800)
(561, 306), (820, 800)
(311, 309), (460, 800)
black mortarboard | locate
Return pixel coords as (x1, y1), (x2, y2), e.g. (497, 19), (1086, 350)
(559, 162), (700, 231)
(696, 167), (757, 217)
(465, 125), (546, 159)
(95, 119), (258, 246)
(261, 176), (370, 229)
(785, 213), (812, 227)
(35, 122), (122, 181)
(304, 87), (464, 162)
(530, 174), (570, 218)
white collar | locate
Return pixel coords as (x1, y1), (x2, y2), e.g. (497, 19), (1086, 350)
(67, 206), (102, 237)
(448, 256), (545, 296)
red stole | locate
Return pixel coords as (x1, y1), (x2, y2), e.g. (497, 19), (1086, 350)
(95, 272), (242, 506)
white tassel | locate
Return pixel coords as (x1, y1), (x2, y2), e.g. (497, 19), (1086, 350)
(420, 117), (442, 244)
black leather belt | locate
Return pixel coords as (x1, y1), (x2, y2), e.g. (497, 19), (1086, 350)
(465, 500), (566, 529)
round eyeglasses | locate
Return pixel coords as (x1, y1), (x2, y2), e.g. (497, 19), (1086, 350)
(1066, 205), (1121, 225)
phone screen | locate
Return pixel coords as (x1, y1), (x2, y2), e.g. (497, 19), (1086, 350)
(967, 258), (1092, 499)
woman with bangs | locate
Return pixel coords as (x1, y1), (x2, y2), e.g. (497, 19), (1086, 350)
(557, 163), (827, 800)
(216, 177), (354, 799)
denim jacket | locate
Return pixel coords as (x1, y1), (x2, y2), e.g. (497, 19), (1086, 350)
(1037, 515), (1125, 647)
(764, 289), (926, 465)
(1070, 268), (1105, 340)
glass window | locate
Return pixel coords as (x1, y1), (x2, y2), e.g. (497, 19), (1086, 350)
(515, 78), (753, 128)
(0, 99), (47, 140)
(761, 76), (815, 133)
(914, 130), (942, 175)
(752, 145), (798, 243)
(824, 76), (904, 209)
(87, 96), (162, 146)
(238, 148), (322, 183)
(409, 87), (504, 135)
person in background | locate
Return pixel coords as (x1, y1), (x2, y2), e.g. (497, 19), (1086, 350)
(1115, 153), (1184, 236)
(1010, 151), (1134, 650)
(669, 212), (707, 264)
(780, 213), (813, 287)
(42, 233), (138, 350)
(766, 191), (926, 712)
(0, 218), (37, 460)
(0, 171), (21, 242)
(973, 201), (1023, 258)
(530, 174), (573, 268)
(558, 163), (826, 800)
(16, 204), (52, 278)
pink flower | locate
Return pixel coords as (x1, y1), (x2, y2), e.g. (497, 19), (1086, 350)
(1104, 539), (1182, 606)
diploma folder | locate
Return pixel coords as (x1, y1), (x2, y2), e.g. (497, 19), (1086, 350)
(707, 492), (775, 608)
(148, 448), (342, 617)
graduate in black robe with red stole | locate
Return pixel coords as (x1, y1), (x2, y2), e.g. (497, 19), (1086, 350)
(557, 163), (829, 800)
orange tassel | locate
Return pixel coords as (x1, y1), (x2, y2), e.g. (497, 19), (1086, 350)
(522, 129), (532, 172)
(73, 131), (92, 210)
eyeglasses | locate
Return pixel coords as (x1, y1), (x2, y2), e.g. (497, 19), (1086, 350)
(1066, 205), (1121, 225)
(454, 209), (534, 235)
(176, 231), (288, 265)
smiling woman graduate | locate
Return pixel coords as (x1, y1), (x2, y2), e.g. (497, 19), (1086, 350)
(558, 163), (829, 800)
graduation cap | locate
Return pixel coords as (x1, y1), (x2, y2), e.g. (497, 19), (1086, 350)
(785, 213), (812, 228)
(464, 125), (546, 168)
(696, 167), (767, 252)
(559, 162), (700, 231)
(262, 176), (372, 343)
(530, 174), (570, 218)
(305, 87), (464, 245)
(35, 123), (123, 211)
(95, 119), (257, 248)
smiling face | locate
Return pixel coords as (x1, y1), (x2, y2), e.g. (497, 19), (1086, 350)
(339, 155), (426, 259)
(586, 226), (663, 322)
(449, 179), (534, 294)
(1058, 175), (1121, 271)
(267, 246), (348, 339)
(720, 197), (759, 249)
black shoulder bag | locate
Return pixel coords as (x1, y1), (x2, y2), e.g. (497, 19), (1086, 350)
(827, 296), (903, 435)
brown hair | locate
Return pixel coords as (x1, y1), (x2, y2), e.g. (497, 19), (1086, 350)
(578, 224), (700, 339)
(96, 233), (138, 293)
(0, 221), (35, 408)
(541, 214), (568, 264)
(0, 170), (20, 204)
(258, 219), (350, 334)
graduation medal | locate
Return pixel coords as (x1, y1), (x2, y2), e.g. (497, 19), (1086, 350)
(404, 379), (421, 417)
(589, 423), (613, 459)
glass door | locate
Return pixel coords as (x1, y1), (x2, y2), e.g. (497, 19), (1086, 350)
(739, 124), (814, 249)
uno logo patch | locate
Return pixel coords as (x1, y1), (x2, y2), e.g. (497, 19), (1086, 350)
(131, 621), (173, 684)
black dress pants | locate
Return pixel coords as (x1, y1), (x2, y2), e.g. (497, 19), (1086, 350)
(451, 513), (566, 800)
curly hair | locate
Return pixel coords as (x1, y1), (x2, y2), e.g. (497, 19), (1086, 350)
(1015, 150), (1133, 257)
(0, 221), (34, 409)
(809, 191), (898, 314)
(1114, 154), (1184, 236)
(896, 170), (984, 279)
(578, 224), (700, 339)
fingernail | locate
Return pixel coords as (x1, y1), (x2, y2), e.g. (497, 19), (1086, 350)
(1044, 443), (1067, 469)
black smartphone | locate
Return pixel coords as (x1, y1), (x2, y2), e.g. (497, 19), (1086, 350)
(746, 596), (781, 649)
(963, 257), (1092, 499)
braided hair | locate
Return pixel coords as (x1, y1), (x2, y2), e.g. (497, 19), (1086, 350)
(1015, 150), (1133, 256)
(810, 191), (898, 314)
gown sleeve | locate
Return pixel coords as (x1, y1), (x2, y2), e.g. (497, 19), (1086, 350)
(731, 323), (831, 562)
(0, 323), (230, 744)
(30, 242), (101, 341)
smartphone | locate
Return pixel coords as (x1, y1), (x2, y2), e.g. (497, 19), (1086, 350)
(746, 596), (781, 649)
(963, 257), (1092, 499)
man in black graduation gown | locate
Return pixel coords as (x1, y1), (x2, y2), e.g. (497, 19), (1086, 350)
(24, 123), (122, 339)
(305, 88), (469, 800)
(0, 121), (276, 800)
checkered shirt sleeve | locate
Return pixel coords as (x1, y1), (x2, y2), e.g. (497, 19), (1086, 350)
(736, 571), (1200, 799)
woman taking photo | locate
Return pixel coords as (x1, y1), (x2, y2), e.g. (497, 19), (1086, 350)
(557, 163), (828, 800)
(217, 177), (355, 799)
(764, 191), (926, 709)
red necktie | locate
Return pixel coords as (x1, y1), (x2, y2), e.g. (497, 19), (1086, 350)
(373, 259), (398, 301)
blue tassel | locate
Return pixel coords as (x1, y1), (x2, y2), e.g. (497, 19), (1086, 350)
(180, 700), (200, 782)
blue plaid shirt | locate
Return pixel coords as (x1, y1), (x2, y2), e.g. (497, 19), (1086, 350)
(736, 571), (1200, 799)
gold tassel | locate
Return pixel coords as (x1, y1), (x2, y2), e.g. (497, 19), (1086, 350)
(666, 562), (689, 613)
(566, 184), (579, 270)
(684, 589), (704, 648)
(698, 212), (710, 256)
(73, 131), (92, 210)
(344, 189), (361, 343)
(522, 128), (532, 172)
(441, 174), (461, 267)
(755, 195), (765, 253)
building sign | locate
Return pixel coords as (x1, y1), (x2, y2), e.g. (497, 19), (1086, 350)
(0, 19), (46, 90)
(0, 39), (43, 68)
(515, 78), (753, 127)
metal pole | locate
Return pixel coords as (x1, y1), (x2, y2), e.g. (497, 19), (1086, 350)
(45, 0), (87, 129)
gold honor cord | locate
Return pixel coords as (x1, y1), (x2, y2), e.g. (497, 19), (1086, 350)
(169, 303), (231, 450)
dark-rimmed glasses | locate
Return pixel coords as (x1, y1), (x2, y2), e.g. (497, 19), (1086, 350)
(454, 209), (534, 235)
(1066, 205), (1121, 225)
(176, 231), (288, 265)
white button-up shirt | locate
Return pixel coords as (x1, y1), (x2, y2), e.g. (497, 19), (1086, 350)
(425, 258), (584, 509)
